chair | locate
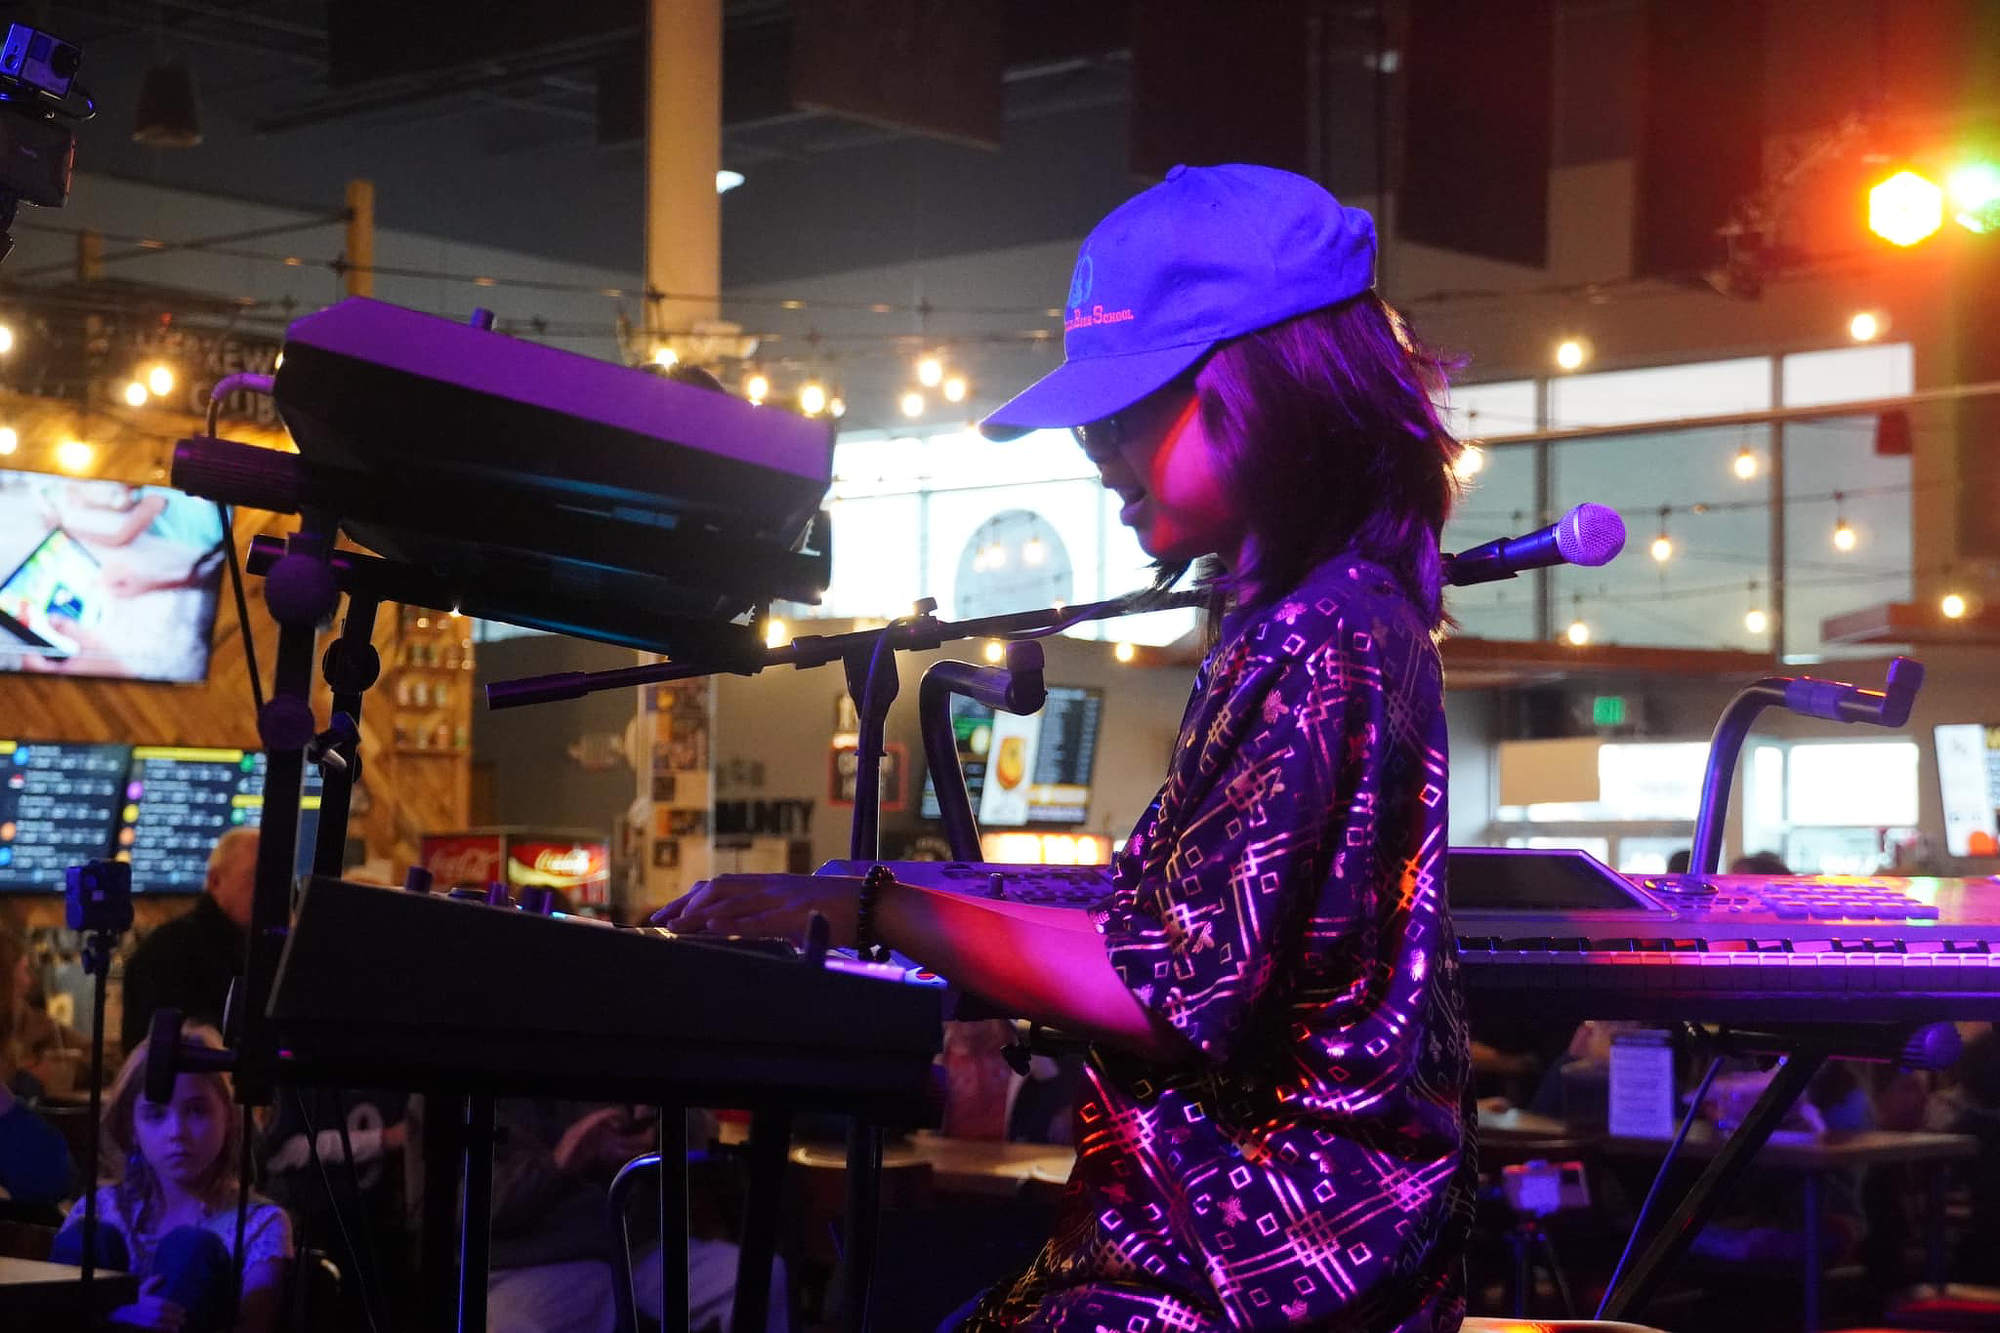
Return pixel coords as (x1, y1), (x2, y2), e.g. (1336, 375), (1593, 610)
(0, 1218), (56, 1261)
(281, 1244), (345, 1333)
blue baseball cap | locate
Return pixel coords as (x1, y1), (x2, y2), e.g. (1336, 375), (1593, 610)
(980, 163), (1377, 441)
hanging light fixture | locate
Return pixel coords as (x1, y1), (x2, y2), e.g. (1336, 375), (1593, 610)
(133, 58), (203, 148)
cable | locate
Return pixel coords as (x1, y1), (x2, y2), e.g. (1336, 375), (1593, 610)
(1596, 1050), (1724, 1318)
(232, 1105), (251, 1322)
(296, 1090), (386, 1333)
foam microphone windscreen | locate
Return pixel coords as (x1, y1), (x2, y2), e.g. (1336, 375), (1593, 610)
(1555, 503), (1626, 568)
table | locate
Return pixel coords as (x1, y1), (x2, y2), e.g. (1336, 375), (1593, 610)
(1600, 1129), (1979, 1332)
(792, 1133), (1075, 1197)
(0, 1256), (139, 1328)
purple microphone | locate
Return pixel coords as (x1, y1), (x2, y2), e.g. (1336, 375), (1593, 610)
(1443, 503), (1626, 587)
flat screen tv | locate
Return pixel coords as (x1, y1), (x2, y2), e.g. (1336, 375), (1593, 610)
(0, 469), (227, 683)
(919, 685), (1103, 829)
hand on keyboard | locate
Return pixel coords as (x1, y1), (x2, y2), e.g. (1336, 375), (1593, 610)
(652, 873), (868, 950)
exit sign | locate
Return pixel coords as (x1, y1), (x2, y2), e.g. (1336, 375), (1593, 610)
(1592, 695), (1627, 727)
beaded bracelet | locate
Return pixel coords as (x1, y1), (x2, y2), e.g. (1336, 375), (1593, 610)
(857, 864), (894, 961)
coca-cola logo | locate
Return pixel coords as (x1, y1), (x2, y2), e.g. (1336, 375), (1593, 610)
(426, 845), (499, 886)
(534, 847), (596, 877)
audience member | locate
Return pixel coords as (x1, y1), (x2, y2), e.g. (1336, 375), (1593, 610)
(121, 829), (257, 1053)
(52, 1025), (292, 1332)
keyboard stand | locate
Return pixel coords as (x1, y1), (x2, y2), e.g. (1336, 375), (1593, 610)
(1599, 1020), (1960, 1324)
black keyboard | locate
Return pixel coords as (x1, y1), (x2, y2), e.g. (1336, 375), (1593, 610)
(830, 854), (2000, 1024)
(268, 877), (944, 1118)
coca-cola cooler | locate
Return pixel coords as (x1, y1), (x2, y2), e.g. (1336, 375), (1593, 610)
(419, 827), (611, 908)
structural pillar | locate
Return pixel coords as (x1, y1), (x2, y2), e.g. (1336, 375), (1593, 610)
(633, 0), (723, 916)
(345, 179), (374, 298)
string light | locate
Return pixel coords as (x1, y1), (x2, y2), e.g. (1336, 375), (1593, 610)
(1732, 446), (1760, 480)
(0, 427), (15, 455)
(744, 372), (769, 404)
(1650, 505), (1673, 563)
(798, 381), (828, 415)
(122, 380), (149, 407)
(764, 617), (789, 648)
(1113, 641), (1136, 663)
(829, 396), (846, 418)
(1021, 538), (1045, 566)
(55, 439), (93, 473)
(1744, 607), (1769, 634)
(652, 346), (678, 367)
(146, 364), (174, 396)
(1848, 311), (1883, 342)
(916, 354), (944, 388)
(1831, 492), (1856, 551)
(942, 374), (968, 404)
(1554, 338), (1589, 372)
(1942, 592), (1969, 620)
(900, 390), (925, 419)
(983, 639), (1005, 664)
(1564, 595), (1590, 646)
(1452, 444), (1485, 480)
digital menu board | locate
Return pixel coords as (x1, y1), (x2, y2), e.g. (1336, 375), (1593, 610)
(0, 740), (131, 890)
(920, 685), (1103, 828)
(122, 747), (324, 892)
(1936, 723), (2000, 857)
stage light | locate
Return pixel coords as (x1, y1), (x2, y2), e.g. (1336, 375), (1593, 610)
(0, 427), (16, 455)
(1565, 619), (1591, 647)
(1869, 169), (1944, 247)
(0, 324), (15, 354)
(1113, 641), (1136, 663)
(1733, 447), (1760, 480)
(1452, 444), (1485, 480)
(1554, 338), (1589, 372)
(56, 440), (93, 473)
(983, 639), (1004, 664)
(1848, 311), (1883, 342)
(146, 365), (174, 396)
(744, 373), (769, 404)
(123, 380), (149, 407)
(764, 618), (788, 648)
(1745, 608), (1769, 634)
(916, 355), (944, 388)
(1947, 160), (2000, 234)
(652, 346), (678, 367)
(1942, 592), (1969, 620)
(900, 390), (925, 418)
(1650, 534), (1673, 563)
(799, 382), (828, 415)
(942, 374), (968, 404)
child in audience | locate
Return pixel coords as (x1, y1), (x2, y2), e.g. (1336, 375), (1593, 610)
(53, 1027), (292, 1332)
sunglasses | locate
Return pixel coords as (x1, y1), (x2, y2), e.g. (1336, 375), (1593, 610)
(1071, 380), (1197, 458)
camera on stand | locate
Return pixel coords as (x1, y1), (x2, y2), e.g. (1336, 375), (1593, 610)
(0, 21), (87, 263)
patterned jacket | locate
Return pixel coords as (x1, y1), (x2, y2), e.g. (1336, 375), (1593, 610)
(966, 555), (1477, 1331)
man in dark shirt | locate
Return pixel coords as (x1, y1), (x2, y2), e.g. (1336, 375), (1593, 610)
(119, 828), (257, 1052)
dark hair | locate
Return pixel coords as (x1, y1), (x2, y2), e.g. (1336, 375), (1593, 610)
(1187, 292), (1463, 627)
